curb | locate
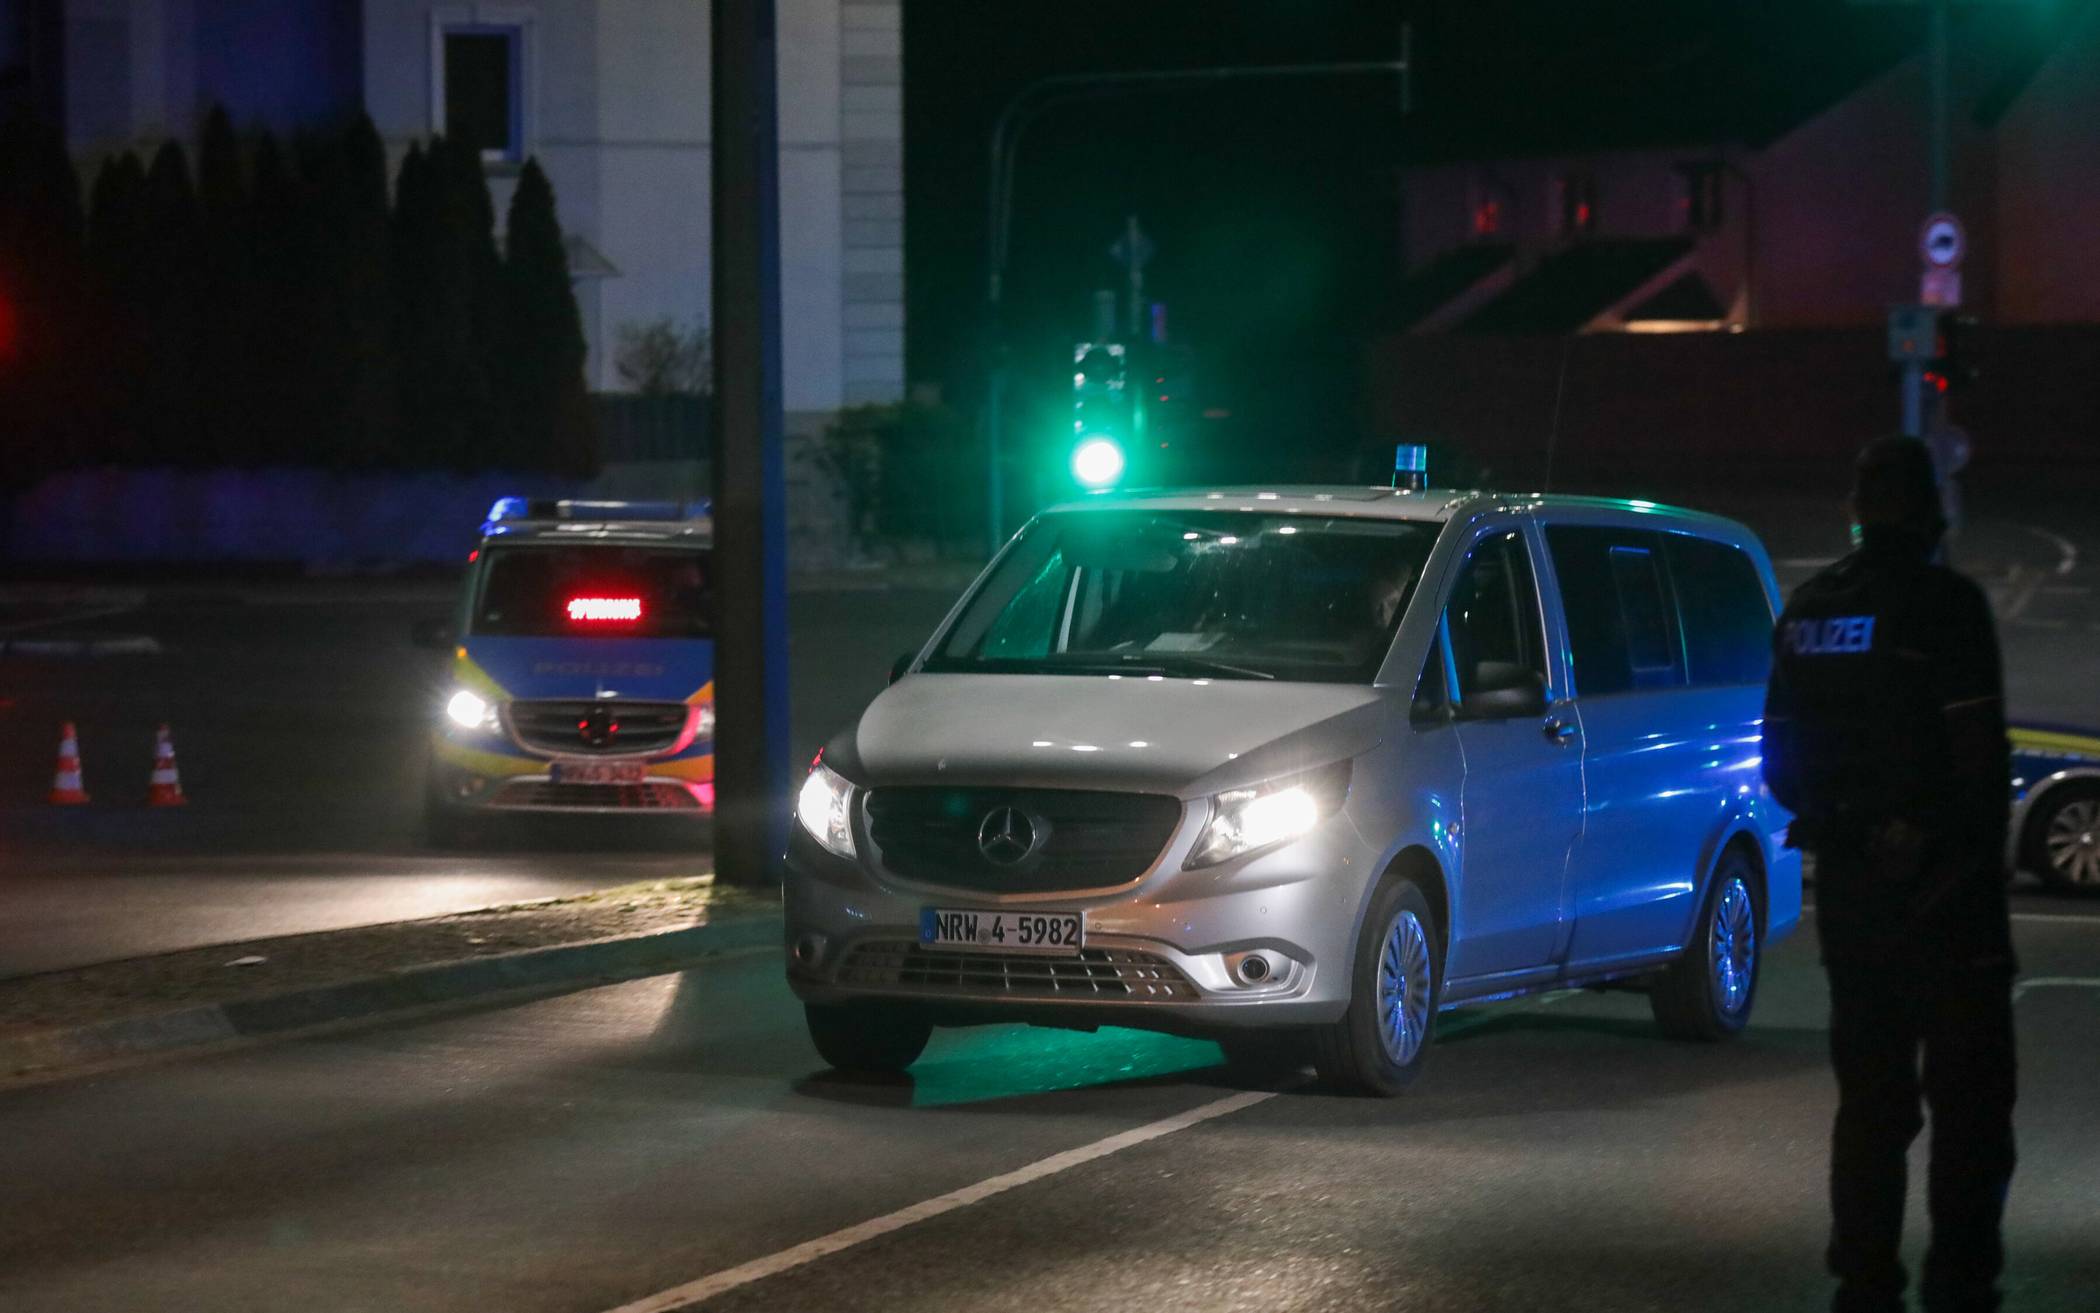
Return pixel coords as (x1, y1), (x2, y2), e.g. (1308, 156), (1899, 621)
(1, 910), (780, 1082)
(0, 635), (163, 657)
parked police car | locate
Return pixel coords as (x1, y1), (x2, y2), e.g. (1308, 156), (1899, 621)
(785, 486), (1802, 1094)
(2010, 722), (2100, 894)
(422, 498), (715, 842)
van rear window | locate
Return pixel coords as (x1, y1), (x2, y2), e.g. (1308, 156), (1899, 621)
(470, 545), (713, 638)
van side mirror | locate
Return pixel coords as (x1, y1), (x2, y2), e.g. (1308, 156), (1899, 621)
(889, 651), (916, 685)
(1458, 662), (1546, 720)
(411, 618), (457, 651)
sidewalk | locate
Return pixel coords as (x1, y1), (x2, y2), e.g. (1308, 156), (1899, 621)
(0, 877), (780, 1085)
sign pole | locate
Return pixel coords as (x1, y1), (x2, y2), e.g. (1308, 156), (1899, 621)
(710, 0), (793, 886)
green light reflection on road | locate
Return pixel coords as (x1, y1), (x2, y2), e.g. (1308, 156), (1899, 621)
(908, 1025), (1225, 1107)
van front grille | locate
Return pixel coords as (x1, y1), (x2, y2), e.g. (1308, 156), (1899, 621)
(508, 701), (691, 755)
(865, 787), (1182, 892)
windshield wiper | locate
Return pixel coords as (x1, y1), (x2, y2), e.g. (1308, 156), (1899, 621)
(1143, 654), (1275, 681)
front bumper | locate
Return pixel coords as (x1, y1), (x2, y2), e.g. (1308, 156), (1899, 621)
(782, 815), (1376, 1035)
(428, 734), (715, 815)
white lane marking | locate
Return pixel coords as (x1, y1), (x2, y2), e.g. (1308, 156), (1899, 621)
(2014, 976), (2100, 1002)
(2023, 525), (2079, 577)
(601, 1088), (1279, 1312)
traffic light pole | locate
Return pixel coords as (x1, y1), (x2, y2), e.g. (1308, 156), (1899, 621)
(709, 0), (792, 886)
(1901, 0), (1952, 442)
(980, 56), (1412, 556)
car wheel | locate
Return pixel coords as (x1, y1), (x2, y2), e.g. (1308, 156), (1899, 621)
(2024, 781), (2100, 896)
(804, 1002), (933, 1075)
(1651, 849), (1761, 1041)
(1311, 878), (1441, 1096)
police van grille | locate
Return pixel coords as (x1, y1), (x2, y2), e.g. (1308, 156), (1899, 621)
(508, 701), (690, 755)
(835, 941), (1197, 1001)
(864, 787), (1181, 892)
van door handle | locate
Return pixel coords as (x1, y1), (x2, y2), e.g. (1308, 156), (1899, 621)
(1543, 717), (1578, 744)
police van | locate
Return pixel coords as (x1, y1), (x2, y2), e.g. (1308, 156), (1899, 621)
(785, 487), (1803, 1094)
(423, 498), (715, 841)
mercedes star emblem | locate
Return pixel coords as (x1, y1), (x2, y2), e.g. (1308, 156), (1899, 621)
(976, 805), (1037, 866)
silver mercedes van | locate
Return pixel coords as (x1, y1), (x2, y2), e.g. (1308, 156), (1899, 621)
(785, 487), (1801, 1094)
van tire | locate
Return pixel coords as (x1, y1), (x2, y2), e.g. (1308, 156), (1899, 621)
(805, 1002), (932, 1075)
(1651, 848), (1762, 1041)
(1311, 878), (1442, 1096)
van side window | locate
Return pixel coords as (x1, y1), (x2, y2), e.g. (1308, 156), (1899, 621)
(1607, 545), (1682, 687)
(1663, 534), (1774, 686)
(1445, 530), (1547, 705)
(1413, 630), (1451, 720)
(1545, 525), (1687, 695)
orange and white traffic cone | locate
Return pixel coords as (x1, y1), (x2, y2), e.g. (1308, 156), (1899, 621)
(48, 722), (90, 805)
(147, 723), (187, 807)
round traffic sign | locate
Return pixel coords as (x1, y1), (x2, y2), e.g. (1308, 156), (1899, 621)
(1920, 212), (1966, 269)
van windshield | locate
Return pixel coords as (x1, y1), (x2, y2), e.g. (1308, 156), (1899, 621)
(925, 510), (1440, 683)
(470, 545), (713, 638)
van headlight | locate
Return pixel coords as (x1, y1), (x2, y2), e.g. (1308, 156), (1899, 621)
(1187, 760), (1352, 868)
(445, 689), (500, 732)
(796, 759), (858, 859)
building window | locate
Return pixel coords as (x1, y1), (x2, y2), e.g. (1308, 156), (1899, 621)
(1557, 173), (1597, 237)
(1678, 161), (1724, 232)
(440, 24), (523, 163)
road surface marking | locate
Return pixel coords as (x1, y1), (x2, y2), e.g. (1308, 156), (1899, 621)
(2023, 525), (2079, 577)
(2013, 976), (2100, 1002)
(601, 1088), (1279, 1312)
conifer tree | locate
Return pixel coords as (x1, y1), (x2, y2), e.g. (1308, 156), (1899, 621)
(196, 105), (257, 463)
(502, 158), (597, 476)
(140, 141), (206, 465)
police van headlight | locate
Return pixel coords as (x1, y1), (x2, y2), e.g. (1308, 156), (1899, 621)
(445, 689), (500, 733)
(796, 759), (858, 859)
(1187, 760), (1352, 868)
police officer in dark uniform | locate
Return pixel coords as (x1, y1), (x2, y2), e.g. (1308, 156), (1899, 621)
(1763, 436), (2017, 1313)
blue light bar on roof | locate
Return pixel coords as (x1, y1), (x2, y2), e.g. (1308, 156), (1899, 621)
(486, 496), (533, 524)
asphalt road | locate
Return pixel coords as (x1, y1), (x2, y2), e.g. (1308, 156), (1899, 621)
(0, 575), (958, 977)
(1, 909), (2094, 1312)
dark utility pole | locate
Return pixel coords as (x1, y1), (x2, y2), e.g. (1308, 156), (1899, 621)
(710, 0), (792, 885)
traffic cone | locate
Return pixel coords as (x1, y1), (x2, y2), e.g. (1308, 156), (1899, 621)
(48, 723), (90, 805)
(147, 723), (187, 807)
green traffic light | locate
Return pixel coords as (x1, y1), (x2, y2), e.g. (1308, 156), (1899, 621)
(1072, 436), (1125, 489)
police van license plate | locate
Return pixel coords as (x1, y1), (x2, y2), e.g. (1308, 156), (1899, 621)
(920, 908), (1084, 954)
(550, 758), (647, 786)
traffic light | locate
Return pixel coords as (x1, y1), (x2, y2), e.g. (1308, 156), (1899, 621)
(1069, 341), (1129, 489)
(1926, 312), (1978, 395)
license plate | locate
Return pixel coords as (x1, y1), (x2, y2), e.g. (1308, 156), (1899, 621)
(920, 907), (1084, 954)
(549, 758), (646, 786)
